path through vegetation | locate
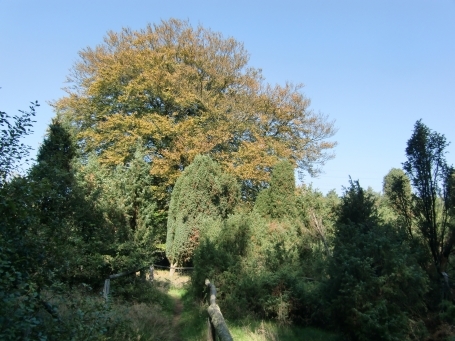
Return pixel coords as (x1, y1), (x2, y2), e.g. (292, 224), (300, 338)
(153, 270), (191, 341)
(171, 292), (184, 341)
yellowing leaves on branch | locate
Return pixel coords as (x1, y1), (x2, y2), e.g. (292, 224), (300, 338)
(55, 19), (336, 199)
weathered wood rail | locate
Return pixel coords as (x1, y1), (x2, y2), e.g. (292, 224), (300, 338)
(205, 279), (233, 341)
(102, 264), (194, 300)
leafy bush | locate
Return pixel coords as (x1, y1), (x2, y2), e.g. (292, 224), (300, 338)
(192, 212), (319, 325)
(324, 180), (429, 341)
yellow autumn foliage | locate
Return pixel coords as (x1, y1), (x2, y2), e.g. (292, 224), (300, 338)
(55, 19), (336, 198)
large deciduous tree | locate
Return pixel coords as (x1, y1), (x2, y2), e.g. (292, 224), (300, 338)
(403, 120), (454, 276)
(54, 19), (336, 199)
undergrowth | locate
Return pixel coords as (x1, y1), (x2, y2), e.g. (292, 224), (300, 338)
(35, 270), (342, 341)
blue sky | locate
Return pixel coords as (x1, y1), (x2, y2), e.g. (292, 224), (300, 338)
(1, 0), (454, 194)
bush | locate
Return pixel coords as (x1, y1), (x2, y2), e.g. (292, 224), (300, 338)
(324, 180), (429, 341)
(192, 212), (319, 325)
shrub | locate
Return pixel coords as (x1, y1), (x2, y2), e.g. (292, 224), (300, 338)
(324, 180), (429, 341)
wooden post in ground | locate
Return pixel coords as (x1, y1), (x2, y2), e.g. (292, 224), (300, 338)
(149, 265), (154, 282)
(205, 279), (233, 341)
(103, 279), (110, 301)
(170, 262), (177, 277)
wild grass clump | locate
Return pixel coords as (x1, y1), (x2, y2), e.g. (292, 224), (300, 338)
(229, 320), (341, 341)
(33, 278), (181, 341)
(107, 302), (178, 341)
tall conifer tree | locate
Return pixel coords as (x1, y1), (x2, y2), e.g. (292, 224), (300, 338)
(165, 155), (239, 273)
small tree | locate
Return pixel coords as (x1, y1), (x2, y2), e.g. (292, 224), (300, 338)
(72, 144), (165, 275)
(29, 119), (76, 224)
(165, 155), (239, 274)
(99, 146), (165, 271)
(383, 168), (413, 237)
(403, 120), (454, 275)
(326, 179), (428, 341)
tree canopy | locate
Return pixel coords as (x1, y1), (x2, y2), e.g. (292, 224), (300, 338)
(55, 19), (336, 199)
(254, 159), (297, 220)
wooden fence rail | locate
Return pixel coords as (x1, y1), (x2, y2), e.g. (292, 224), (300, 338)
(102, 264), (194, 300)
(205, 279), (233, 341)
(102, 266), (232, 341)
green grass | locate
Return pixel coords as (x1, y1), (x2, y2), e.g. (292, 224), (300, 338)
(228, 319), (342, 341)
(179, 288), (208, 340)
(103, 271), (343, 341)
(175, 285), (342, 341)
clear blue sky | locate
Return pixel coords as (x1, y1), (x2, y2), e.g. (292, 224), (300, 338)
(1, 0), (454, 194)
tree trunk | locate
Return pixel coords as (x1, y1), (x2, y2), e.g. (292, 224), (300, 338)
(170, 262), (177, 277)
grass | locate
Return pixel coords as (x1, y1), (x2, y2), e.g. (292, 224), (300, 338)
(152, 269), (342, 341)
(228, 319), (342, 341)
(45, 270), (341, 341)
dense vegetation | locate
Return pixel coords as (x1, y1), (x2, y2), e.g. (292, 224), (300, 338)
(2, 19), (454, 341)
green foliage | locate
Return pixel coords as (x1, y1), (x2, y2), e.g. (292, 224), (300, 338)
(0, 101), (38, 184)
(29, 119), (77, 226)
(383, 168), (415, 239)
(191, 170), (342, 326)
(337, 178), (379, 226)
(192, 211), (318, 325)
(439, 300), (455, 326)
(403, 120), (455, 275)
(255, 160), (297, 220)
(75, 145), (165, 273)
(0, 115), (122, 339)
(29, 120), (78, 276)
(228, 320), (342, 341)
(296, 185), (339, 257)
(40, 286), (114, 341)
(166, 155), (240, 266)
(0, 238), (42, 340)
(0, 102), (47, 339)
(26, 120), (109, 284)
(56, 19), (337, 203)
(325, 179), (429, 341)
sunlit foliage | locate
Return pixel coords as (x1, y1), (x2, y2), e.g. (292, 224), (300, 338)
(166, 155), (239, 269)
(55, 19), (336, 200)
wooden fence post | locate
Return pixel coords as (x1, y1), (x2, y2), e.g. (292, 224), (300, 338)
(205, 279), (233, 341)
(103, 278), (110, 301)
(149, 265), (154, 282)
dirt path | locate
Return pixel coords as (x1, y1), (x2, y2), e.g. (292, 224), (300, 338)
(172, 295), (184, 340)
(152, 270), (190, 341)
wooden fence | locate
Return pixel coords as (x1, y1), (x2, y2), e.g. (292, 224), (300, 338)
(102, 266), (233, 340)
(205, 279), (233, 341)
(102, 264), (194, 300)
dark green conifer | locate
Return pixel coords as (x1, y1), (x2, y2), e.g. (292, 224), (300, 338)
(165, 155), (239, 272)
(325, 179), (428, 341)
(30, 119), (76, 226)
